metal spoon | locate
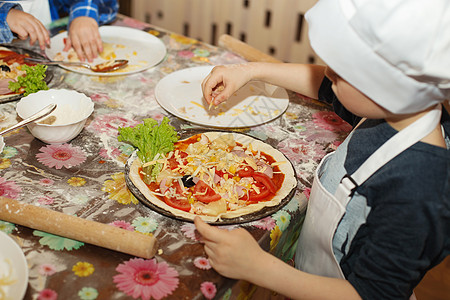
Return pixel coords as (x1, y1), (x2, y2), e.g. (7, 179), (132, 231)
(0, 103), (57, 136)
(24, 58), (129, 73)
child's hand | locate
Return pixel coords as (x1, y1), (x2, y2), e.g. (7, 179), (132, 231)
(63, 17), (103, 62)
(6, 9), (50, 50)
(194, 216), (265, 280)
(201, 64), (252, 107)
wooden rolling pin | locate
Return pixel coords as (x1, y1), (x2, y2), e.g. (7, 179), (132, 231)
(218, 34), (282, 63)
(0, 197), (157, 258)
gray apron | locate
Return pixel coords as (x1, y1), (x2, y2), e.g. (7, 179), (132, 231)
(296, 105), (442, 281)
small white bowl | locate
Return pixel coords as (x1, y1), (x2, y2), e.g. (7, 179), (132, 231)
(16, 89), (94, 144)
(0, 136), (4, 153)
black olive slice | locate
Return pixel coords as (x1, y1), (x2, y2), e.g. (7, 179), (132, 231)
(0, 65), (11, 72)
(181, 175), (195, 188)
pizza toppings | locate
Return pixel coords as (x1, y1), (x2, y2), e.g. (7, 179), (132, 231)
(118, 117), (179, 184)
(8, 64), (48, 96)
(0, 65), (11, 72)
(121, 119), (295, 220)
(137, 132), (285, 217)
(0, 49), (33, 65)
(0, 48), (49, 96)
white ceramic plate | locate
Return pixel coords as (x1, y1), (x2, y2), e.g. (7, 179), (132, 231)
(46, 26), (167, 76)
(0, 136), (4, 153)
(155, 66), (289, 128)
(0, 231), (28, 299)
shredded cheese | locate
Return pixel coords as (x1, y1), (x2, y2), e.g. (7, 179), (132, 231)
(149, 132), (283, 214)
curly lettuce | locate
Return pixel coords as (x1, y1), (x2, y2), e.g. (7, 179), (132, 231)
(8, 64), (49, 96)
(118, 117), (179, 183)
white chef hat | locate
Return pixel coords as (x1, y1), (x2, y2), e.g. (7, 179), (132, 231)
(306, 0), (450, 114)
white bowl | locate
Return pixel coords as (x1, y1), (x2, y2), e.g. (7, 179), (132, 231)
(0, 136), (4, 153)
(16, 89), (94, 144)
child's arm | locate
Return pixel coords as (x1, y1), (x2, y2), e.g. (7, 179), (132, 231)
(202, 62), (326, 106)
(194, 217), (361, 300)
(0, 2), (17, 43)
(63, 16), (102, 62)
(63, 0), (118, 62)
(3, 7), (49, 50)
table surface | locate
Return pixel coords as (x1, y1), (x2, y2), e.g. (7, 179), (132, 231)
(0, 15), (352, 300)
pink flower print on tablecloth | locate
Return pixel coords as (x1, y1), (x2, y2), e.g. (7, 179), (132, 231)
(39, 178), (54, 186)
(312, 111), (352, 132)
(89, 93), (109, 103)
(193, 257), (211, 270)
(37, 288), (58, 300)
(0, 176), (21, 199)
(178, 50), (194, 58)
(113, 258), (179, 300)
(119, 17), (148, 30)
(99, 147), (121, 159)
(200, 281), (217, 299)
(149, 113), (165, 122)
(278, 138), (327, 163)
(109, 220), (134, 231)
(38, 263), (56, 276)
(252, 216), (276, 231)
(38, 195), (54, 205)
(180, 223), (199, 241)
(86, 114), (139, 137)
(304, 187), (311, 200)
(36, 144), (87, 169)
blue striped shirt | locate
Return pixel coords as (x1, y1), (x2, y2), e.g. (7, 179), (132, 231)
(0, 2), (21, 43)
(0, 0), (118, 43)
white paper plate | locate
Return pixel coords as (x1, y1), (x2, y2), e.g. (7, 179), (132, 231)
(155, 66), (289, 128)
(0, 231), (28, 299)
(46, 26), (167, 76)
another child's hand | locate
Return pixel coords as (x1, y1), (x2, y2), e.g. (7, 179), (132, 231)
(63, 17), (103, 62)
(194, 216), (265, 280)
(201, 64), (252, 107)
(6, 9), (50, 50)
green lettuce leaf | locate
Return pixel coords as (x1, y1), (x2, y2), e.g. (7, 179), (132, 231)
(118, 117), (179, 183)
(8, 64), (49, 96)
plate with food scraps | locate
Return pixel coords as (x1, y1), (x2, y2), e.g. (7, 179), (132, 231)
(155, 66), (289, 128)
(45, 25), (167, 76)
(0, 231), (28, 300)
(0, 45), (54, 104)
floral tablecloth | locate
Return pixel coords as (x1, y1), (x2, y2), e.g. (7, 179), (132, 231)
(0, 15), (351, 300)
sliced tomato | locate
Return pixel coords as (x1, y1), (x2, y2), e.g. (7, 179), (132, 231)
(164, 196), (191, 212)
(163, 180), (191, 211)
(0, 50), (14, 58)
(214, 168), (232, 179)
(0, 52), (27, 64)
(253, 172), (277, 194)
(241, 185), (271, 202)
(193, 180), (221, 203)
(214, 168), (226, 177)
(237, 166), (254, 177)
(167, 151), (188, 170)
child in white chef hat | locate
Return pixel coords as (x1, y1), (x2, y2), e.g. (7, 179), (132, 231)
(195, 0), (450, 299)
